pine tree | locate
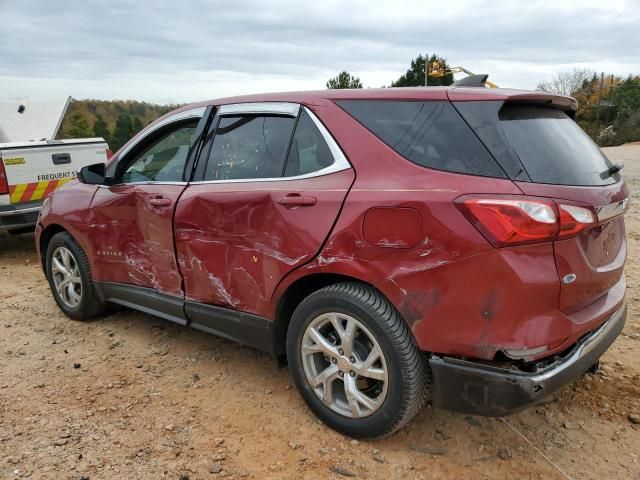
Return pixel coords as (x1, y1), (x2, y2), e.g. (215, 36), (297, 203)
(326, 71), (363, 89)
(391, 54), (454, 87)
(63, 112), (92, 138)
(93, 114), (111, 144)
(111, 114), (133, 151)
(131, 117), (144, 135)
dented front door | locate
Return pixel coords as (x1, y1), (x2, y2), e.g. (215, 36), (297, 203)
(89, 184), (186, 296)
(88, 111), (205, 296)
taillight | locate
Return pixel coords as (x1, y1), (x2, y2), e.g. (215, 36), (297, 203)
(456, 196), (597, 247)
(557, 204), (595, 238)
(106, 149), (113, 159)
(0, 158), (9, 195)
(456, 197), (558, 247)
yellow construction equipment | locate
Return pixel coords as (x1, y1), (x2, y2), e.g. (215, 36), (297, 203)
(430, 61), (499, 88)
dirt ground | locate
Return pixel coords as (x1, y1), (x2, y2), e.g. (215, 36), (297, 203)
(1, 146), (639, 480)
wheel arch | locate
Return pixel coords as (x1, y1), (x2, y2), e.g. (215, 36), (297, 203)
(39, 224), (68, 269)
(272, 272), (412, 357)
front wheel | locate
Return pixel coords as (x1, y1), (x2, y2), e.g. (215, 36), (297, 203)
(45, 232), (105, 320)
(286, 282), (429, 438)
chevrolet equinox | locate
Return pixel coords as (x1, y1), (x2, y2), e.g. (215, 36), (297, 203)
(36, 82), (628, 438)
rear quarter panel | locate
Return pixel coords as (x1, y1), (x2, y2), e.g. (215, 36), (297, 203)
(272, 101), (626, 360)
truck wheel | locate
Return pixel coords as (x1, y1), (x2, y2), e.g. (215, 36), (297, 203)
(286, 282), (429, 438)
(45, 232), (105, 321)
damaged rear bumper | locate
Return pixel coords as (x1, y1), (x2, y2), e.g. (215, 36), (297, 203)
(429, 302), (627, 416)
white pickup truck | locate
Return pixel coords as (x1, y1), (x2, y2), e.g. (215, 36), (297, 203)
(0, 138), (109, 233)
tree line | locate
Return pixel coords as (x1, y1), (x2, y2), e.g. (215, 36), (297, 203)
(326, 54), (453, 89)
(57, 99), (179, 151)
(536, 69), (640, 147)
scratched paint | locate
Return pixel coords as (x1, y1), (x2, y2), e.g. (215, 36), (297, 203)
(174, 168), (355, 317)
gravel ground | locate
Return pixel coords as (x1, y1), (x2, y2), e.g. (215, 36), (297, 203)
(1, 145), (639, 480)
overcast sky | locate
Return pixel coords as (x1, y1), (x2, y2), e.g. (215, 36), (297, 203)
(1, 0), (638, 104)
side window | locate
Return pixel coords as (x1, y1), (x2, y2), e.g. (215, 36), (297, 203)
(284, 110), (334, 176)
(205, 115), (295, 181)
(337, 100), (506, 178)
(119, 121), (198, 183)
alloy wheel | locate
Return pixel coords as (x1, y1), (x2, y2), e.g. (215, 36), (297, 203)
(51, 246), (83, 308)
(300, 312), (388, 418)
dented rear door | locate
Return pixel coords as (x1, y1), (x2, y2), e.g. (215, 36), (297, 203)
(175, 104), (354, 318)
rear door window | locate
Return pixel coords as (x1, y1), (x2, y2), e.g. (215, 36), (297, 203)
(205, 115), (295, 181)
(498, 105), (616, 186)
(337, 100), (506, 178)
(284, 110), (334, 176)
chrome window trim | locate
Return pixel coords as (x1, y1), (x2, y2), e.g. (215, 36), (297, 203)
(190, 106), (351, 185)
(98, 181), (187, 188)
(116, 107), (206, 161)
(596, 198), (628, 222)
(218, 102), (300, 117)
(304, 106), (350, 174)
(105, 104), (351, 188)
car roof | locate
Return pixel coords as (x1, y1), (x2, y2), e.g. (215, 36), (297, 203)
(114, 86), (577, 162)
(178, 86), (577, 112)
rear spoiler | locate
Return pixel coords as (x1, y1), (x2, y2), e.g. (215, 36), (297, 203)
(448, 88), (578, 114)
(500, 93), (578, 114)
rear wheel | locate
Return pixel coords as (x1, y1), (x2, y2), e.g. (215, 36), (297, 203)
(286, 282), (429, 438)
(45, 232), (105, 320)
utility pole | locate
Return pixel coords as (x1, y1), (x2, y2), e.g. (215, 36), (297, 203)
(596, 72), (604, 134)
(424, 53), (429, 86)
(606, 73), (615, 125)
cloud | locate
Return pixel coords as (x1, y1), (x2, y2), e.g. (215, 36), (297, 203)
(0, 0), (638, 103)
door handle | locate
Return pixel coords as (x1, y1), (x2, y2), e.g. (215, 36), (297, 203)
(148, 197), (172, 208)
(276, 194), (317, 206)
(52, 153), (71, 165)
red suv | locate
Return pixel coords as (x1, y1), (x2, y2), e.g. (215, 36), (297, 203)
(36, 84), (628, 438)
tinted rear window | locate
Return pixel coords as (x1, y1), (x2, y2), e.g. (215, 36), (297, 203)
(498, 105), (615, 186)
(337, 100), (506, 178)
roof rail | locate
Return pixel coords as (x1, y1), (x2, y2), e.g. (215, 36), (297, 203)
(452, 74), (489, 88)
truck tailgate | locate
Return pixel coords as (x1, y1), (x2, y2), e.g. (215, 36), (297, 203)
(1, 139), (108, 204)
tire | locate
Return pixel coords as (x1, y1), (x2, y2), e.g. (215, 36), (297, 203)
(286, 282), (429, 438)
(45, 231), (106, 321)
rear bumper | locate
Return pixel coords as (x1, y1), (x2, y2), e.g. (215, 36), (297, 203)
(0, 201), (42, 231)
(429, 302), (626, 416)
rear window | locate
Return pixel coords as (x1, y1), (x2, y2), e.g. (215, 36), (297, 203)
(337, 100), (506, 178)
(498, 105), (616, 186)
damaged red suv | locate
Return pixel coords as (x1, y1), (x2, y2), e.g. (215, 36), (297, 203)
(36, 79), (628, 438)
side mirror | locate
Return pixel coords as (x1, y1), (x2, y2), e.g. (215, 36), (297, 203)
(78, 163), (109, 185)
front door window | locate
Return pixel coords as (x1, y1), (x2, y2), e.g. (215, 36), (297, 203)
(120, 123), (197, 183)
